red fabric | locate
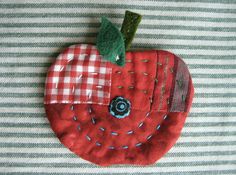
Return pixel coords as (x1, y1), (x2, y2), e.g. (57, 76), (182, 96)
(44, 44), (194, 166)
(44, 44), (111, 105)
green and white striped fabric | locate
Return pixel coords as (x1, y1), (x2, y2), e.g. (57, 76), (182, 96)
(0, 0), (235, 174)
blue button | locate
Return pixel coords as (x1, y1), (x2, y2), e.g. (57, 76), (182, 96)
(109, 96), (131, 119)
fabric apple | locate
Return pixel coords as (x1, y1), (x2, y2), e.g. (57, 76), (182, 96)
(44, 11), (194, 166)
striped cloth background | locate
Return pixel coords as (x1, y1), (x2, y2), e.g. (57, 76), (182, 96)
(0, 0), (235, 174)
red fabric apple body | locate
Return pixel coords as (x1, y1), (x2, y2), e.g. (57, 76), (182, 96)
(44, 44), (194, 166)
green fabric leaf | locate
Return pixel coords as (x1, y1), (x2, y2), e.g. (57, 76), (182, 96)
(96, 17), (125, 67)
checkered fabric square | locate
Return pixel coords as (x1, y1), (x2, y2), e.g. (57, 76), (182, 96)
(44, 44), (112, 105)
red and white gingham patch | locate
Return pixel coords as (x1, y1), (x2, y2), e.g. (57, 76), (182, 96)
(44, 44), (112, 105)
